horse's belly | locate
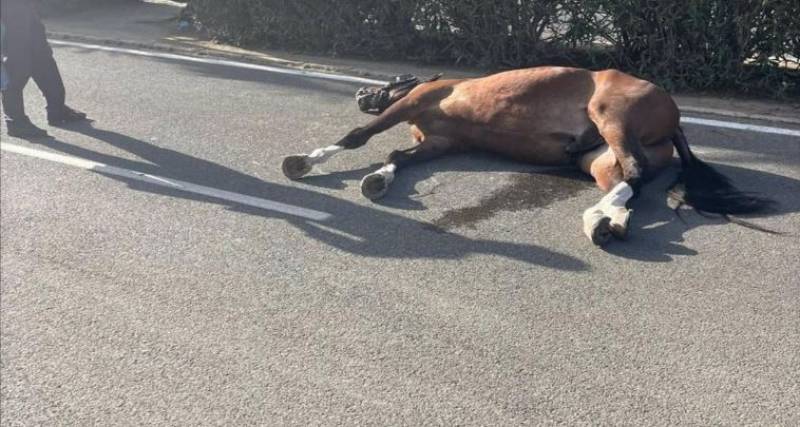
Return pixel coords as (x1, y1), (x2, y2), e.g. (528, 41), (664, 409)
(414, 118), (590, 166)
(455, 108), (593, 165)
(440, 93), (592, 165)
(470, 130), (575, 165)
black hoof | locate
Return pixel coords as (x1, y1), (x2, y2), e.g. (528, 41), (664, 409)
(360, 173), (389, 200)
(282, 155), (312, 180)
(609, 209), (632, 240)
(590, 216), (613, 246)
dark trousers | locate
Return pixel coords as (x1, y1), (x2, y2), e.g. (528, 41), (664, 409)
(1, 0), (66, 122)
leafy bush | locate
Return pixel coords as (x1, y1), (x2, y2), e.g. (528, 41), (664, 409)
(189, 0), (799, 96)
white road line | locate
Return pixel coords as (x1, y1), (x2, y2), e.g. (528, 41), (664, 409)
(49, 40), (387, 86)
(0, 143), (332, 221)
(680, 117), (800, 137)
(51, 39), (800, 137)
(680, 106), (800, 125)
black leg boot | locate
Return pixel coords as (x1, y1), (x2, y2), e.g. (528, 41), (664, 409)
(47, 105), (87, 127)
(5, 116), (48, 138)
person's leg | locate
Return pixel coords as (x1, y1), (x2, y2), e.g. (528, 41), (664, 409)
(1, 1), (48, 137)
(25, 6), (86, 125)
(33, 48), (85, 126)
(32, 43), (66, 118)
(2, 66), (30, 124)
(1, 73), (47, 137)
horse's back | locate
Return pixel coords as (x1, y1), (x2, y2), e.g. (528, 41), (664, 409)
(412, 67), (595, 164)
(407, 66), (679, 165)
(442, 67), (594, 125)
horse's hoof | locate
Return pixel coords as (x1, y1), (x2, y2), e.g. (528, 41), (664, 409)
(282, 155), (312, 180)
(609, 209), (631, 240)
(588, 216), (613, 246)
(360, 173), (389, 200)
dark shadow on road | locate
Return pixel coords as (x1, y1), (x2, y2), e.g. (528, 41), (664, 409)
(18, 122), (797, 265)
(299, 163), (384, 191)
(28, 123), (589, 271)
(300, 149), (798, 262)
(299, 150), (595, 212)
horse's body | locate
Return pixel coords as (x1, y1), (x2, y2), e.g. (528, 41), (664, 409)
(283, 66), (772, 245)
(409, 68), (672, 165)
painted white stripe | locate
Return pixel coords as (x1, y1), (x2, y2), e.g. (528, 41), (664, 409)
(1, 143), (332, 221)
(680, 117), (800, 138)
(680, 106), (800, 125)
(49, 40), (387, 86)
(50, 39), (800, 136)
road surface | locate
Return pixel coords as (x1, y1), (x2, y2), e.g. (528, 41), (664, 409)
(1, 44), (798, 425)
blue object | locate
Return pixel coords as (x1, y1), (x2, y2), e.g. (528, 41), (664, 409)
(1, 63), (8, 91)
(1, 23), (6, 91)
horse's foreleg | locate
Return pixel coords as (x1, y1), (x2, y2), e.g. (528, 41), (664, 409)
(282, 97), (422, 180)
(578, 138), (674, 245)
(361, 136), (453, 200)
(575, 123), (644, 245)
(597, 124), (648, 190)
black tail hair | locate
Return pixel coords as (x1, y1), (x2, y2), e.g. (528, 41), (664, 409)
(667, 127), (779, 233)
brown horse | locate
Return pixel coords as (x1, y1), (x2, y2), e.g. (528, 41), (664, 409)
(282, 66), (773, 245)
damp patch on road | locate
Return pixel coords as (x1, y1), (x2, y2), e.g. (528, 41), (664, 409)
(429, 169), (592, 231)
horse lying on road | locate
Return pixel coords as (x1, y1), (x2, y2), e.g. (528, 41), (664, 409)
(282, 67), (774, 245)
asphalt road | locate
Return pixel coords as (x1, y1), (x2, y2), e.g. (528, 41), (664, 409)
(1, 45), (798, 426)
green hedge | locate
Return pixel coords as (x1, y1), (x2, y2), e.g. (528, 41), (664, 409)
(189, 0), (798, 96)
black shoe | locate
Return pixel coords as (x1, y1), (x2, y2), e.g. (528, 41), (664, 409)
(48, 105), (87, 126)
(6, 119), (49, 138)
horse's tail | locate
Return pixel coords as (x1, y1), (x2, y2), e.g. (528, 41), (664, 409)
(667, 127), (779, 233)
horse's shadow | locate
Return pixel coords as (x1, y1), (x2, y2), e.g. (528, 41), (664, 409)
(301, 151), (799, 262)
(301, 150), (594, 211)
(24, 123), (589, 271)
(607, 162), (799, 262)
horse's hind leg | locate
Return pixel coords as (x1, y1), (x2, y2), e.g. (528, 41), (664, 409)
(282, 96), (423, 180)
(361, 134), (453, 200)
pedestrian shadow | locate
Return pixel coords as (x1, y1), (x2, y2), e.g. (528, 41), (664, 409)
(29, 123), (589, 271)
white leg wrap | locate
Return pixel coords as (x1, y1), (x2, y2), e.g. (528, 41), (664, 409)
(307, 145), (344, 165)
(598, 182), (633, 211)
(600, 182), (633, 231)
(373, 163), (397, 184)
(583, 182), (634, 242)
